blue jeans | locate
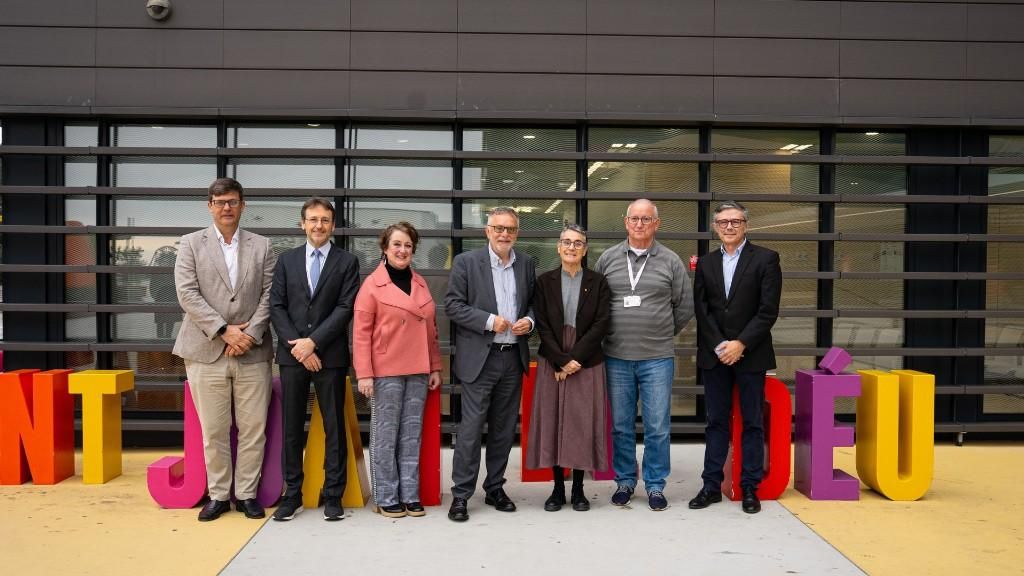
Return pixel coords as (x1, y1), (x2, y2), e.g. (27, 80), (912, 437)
(605, 356), (674, 493)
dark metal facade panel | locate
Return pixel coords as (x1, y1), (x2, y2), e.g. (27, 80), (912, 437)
(840, 40), (967, 80)
(349, 71), (456, 111)
(0, 27), (95, 67)
(715, 77), (839, 117)
(351, 32), (456, 71)
(220, 70), (350, 109)
(840, 79), (966, 118)
(457, 73), (586, 113)
(224, 31), (349, 70)
(965, 81), (1024, 119)
(715, 0), (840, 39)
(97, 0), (223, 28)
(967, 3), (1024, 42)
(586, 0), (714, 36)
(0, 67), (95, 106)
(840, 2), (967, 41)
(458, 0), (586, 34)
(586, 75), (714, 115)
(968, 44), (1024, 81)
(96, 29), (223, 68)
(95, 68), (222, 107)
(714, 38), (838, 78)
(586, 36), (713, 75)
(351, 0), (458, 32)
(223, 0), (350, 30)
(459, 34), (586, 74)
(0, 0), (95, 26)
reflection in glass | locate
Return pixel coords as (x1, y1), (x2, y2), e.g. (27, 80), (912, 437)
(589, 127), (698, 154)
(347, 159), (451, 190)
(835, 131), (906, 156)
(65, 122), (98, 147)
(347, 200), (452, 230)
(773, 317), (815, 346)
(836, 241), (903, 273)
(835, 166), (906, 196)
(711, 164), (819, 195)
(65, 156), (97, 187)
(349, 125), (452, 150)
(833, 318), (902, 348)
(111, 157), (216, 187)
(988, 167), (1024, 197)
(834, 279), (903, 309)
(228, 158), (334, 189)
(737, 202), (817, 235)
(227, 123), (335, 149)
(588, 162), (699, 193)
(462, 160), (575, 192)
(712, 129), (818, 155)
(111, 124), (217, 148)
(989, 135), (1024, 157)
(461, 199), (575, 232)
(463, 127), (575, 152)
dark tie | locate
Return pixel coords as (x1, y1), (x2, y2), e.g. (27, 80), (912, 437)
(310, 249), (322, 293)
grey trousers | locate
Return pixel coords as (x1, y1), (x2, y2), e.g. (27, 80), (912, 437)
(451, 348), (523, 500)
(370, 374), (429, 507)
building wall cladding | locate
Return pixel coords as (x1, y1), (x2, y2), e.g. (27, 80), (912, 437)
(1, 0), (1023, 123)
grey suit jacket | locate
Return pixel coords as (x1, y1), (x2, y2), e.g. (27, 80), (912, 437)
(172, 225), (277, 364)
(444, 246), (536, 383)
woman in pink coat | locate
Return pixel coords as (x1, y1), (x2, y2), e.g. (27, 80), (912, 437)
(354, 222), (443, 518)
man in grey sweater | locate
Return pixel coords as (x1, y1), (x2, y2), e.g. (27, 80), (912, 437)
(595, 199), (694, 511)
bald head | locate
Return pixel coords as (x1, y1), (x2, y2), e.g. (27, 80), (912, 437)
(624, 198), (661, 249)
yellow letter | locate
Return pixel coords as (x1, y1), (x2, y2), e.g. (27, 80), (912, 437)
(302, 377), (369, 509)
(68, 370), (134, 484)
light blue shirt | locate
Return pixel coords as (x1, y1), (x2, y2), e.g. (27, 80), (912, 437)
(306, 241), (332, 291)
(486, 245), (519, 344)
(721, 239), (746, 299)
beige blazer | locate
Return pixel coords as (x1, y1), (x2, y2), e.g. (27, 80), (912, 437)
(172, 225), (277, 364)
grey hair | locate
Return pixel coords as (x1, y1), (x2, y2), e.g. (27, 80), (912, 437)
(713, 201), (749, 221)
(626, 198), (659, 219)
(561, 223), (588, 242)
(487, 206), (520, 222)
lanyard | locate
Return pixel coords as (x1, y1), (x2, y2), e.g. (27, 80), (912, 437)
(626, 251), (649, 293)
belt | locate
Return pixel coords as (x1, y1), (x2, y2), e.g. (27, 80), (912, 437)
(490, 342), (516, 352)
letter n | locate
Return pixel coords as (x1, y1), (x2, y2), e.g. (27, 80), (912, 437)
(0, 370), (75, 485)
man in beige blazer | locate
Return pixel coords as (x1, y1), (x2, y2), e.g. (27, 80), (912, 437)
(173, 177), (277, 522)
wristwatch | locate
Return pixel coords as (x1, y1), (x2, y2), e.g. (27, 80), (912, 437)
(217, 324), (227, 336)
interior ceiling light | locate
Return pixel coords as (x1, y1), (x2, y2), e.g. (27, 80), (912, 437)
(397, 139), (409, 143)
(587, 161), (605, 176)
(515, 170), (524, 173)
(611, 143), (624, 148)
(624, 143), (637, 148)
(795, 144), (813, 151)
(781, 144), (799, 150)
(523, 134), (536, 139)
(866, 132), (880, 136)
(502, 179), (514, 184)
(307, 123), (321, 127)
(544, 199), (563, 214)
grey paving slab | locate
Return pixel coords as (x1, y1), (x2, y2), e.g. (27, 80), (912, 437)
(223, 444), (864, 576)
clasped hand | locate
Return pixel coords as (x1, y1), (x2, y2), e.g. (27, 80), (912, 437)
(287, 337), (321, 372)
(222, 322), (256, 357)
(555, 359), (582, 382)
(493, 315), (532, 336)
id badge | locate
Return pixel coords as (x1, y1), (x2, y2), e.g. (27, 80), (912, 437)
(623, 295), (641, 308)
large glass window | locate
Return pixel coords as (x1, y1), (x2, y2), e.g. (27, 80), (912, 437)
(712, 129), (819, 155)
(347, 159), (451, 190)
(463, 127), (574, 152)
(589, 127), (699, 154)
(228, 123), (335, 149)
(462, 160), (575, 192)
(588, 162), (698, 193)
(348, 125), (452, 150)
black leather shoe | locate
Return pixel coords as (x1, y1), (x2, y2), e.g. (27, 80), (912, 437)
(742, 487), (761, 514)
(235, 498), (265, 519)
(544, 487), (566, 512)
(198, 499), (231, 522)
(448, 497), (469, 522)
(403, 502), (426, 517)
(687, 488), (723, 510)
(484, 488), (516, 512)
(571, 487), (590, 512)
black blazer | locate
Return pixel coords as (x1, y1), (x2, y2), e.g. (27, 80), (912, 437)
(269, 242), (360, 368)
(533, 267), (611, 369)
(694, 241), (782, 372)
(444, 247), (536, 383)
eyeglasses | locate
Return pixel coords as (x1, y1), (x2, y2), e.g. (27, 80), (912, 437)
(210, 199), (241, 209)
(626, 215), (657, 226)
(558, 239), (587, 249)
(304, 217), (333, 226)
(714, 219), (747, 229)
(488, 224), (519, 235)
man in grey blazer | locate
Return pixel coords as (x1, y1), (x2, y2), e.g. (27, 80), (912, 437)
(173, 177), (277, 522)
(444, 207), (535, 522)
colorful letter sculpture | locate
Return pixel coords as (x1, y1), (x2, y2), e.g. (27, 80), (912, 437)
(856, 369), (935, 501)
(419, 386), (442, 506)
(302, 377), (370, 510)
(0, 369), (75, 485)
(723, 376), (792, 501)
(795, 348), (861, 500)
(68, 370), (134, 484)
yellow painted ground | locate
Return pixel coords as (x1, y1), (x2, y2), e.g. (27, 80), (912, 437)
(0, 450), (265, 576)
(779, 442), (1024, 576)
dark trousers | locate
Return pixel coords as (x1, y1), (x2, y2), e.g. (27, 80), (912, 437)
(700, 363), (766, 491)
(280, 365), (348, 501)
(451, 348), (523, 500)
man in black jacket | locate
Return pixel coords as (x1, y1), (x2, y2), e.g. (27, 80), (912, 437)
(269, 197), (360, 522)
(689, 201), (782, 514)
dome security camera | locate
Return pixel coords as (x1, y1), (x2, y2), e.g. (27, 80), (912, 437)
(146, 0), (171, 21)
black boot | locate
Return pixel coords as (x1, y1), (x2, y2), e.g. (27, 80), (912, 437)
(570, 469), (589, 511)
(544, 466), (566, 512)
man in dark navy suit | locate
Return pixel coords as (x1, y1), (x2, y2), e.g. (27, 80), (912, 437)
(269, 197), (360, 522)
(689, 201), (782, 515)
